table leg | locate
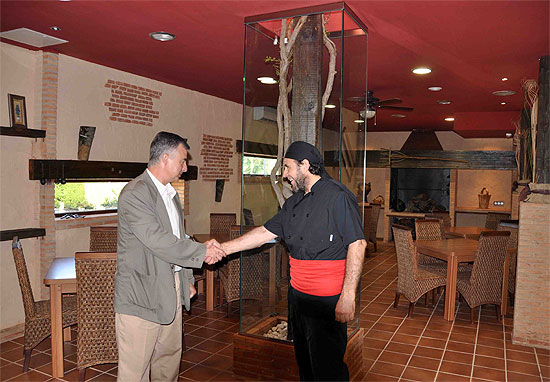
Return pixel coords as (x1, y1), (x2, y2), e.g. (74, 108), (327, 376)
(63, 326), (71, 341)
(206, 268), (214, 311)
(444, 256), (458, 321)
(269, 246), (276, 305)
(49, 284), (64, 378)
(501, 250), (511, 317)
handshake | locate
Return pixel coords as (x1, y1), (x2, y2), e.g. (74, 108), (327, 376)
(203, 239), (227, 265)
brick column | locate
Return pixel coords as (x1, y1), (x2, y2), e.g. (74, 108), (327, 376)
(39, 52), (59, 298)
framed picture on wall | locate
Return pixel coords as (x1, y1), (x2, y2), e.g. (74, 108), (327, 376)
(8, 94), (27, 128)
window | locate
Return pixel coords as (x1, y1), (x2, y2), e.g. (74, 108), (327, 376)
(54, 182), (127, 215)
(242, 155), (279, 176)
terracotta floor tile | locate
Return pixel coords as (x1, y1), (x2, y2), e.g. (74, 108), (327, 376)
(446, 341), (474, 354)
(507, 349), (538, 364)
(210, 370), (237, 381)
(477, 329), (504, 340)
(538, 354), (550, 367)
(209, 331), (234, 344)
(194, 340), (228, 354)
(418, 337), (446, 349)
(449, 332), (475, 344)
(435, 372), (470, 382)
(200, 354), (232, 371)
(62, 366), (102, 381)
(0, 342), (21, 354)
(364, 338), (389, 350)
(363, 372), (399, 381)
(506, 359), (541, 376)
(385, 341), (415, 355)
(391, 334), (419, 345)
(476, 344), (504, 358)
(0, 362), (24, 381)
(363, 347), (382, 360)
(89, 363), (117, 373)
(413, 346), (444, 360)
(452, 325), (478, 337)
(473, 366), (506, 381)
(442, 350), (474, 365)
(408, 355), (441, 370)
(507, 371), (542, 381)
(477, 336), (504, 348)
(189, 327), (222, 340)
(180, 360), (196, 374)
(8, 369), (52, 381)
(422, 329), (449, 339)
(0, 348), (23, 363)
(397, 326), (425, 337)
(537, 348), (550, 355)
(440, 360), (473, 376)
(26, 352), (56, 370)
(0, 358), (13, 367)
(365, 330), (394, 342)
(369, 361), (405, 378)
(378, 316), (404, 326)
(541, 365), (550, 378)
(204, 321), (235, 331)
(181, 348), (213, 363)
(181, 364), (221, 381)
(401, 366), (437, 381)
(372, 322), (399, 333)
(186, 316), (216, 327)
(474, 354), (506, 370)
(89, 372), (117, 381)
(378, 350), (410, 365)
(185, 334), (207, 348)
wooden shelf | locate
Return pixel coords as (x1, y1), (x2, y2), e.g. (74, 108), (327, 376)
(0, 126), (46, 138)
(455, 207), (512, 214)
(29, 159), (198, 181)
(1, 228), (46, 242)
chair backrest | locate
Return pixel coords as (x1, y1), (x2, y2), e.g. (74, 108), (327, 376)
(485, 212), (511, 230)
(469, 231), (510, 302)
(392, 224), (418, 292)
(426, 211), (451, 228)
(90, 226), (117, 252)
(210, 213), (236, 236)
(11, 237), (36, 317)
(369, 204), (381, 241)
(415, 218), (444, 241)
(497, 220), (518, 250)
(75, 252), (118, 369)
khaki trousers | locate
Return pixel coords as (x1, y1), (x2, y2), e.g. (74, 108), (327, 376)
(116, 272), (182, 382)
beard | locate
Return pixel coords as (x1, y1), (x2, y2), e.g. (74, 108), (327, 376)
(290, 168), (307, 193)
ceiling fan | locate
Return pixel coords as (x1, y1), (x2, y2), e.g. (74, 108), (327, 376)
(353, 90), (414, 120)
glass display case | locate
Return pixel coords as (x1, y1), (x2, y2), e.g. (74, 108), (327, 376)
(237, 3), (368, 371)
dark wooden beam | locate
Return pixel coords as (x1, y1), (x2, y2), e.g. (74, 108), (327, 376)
(324, 150), (516, 170)
(236, 140), (278, 156)
(0, 126), (46, 138)
(1, 228), (46, 242)
(536, 55), (549, 183)
(29, 160), (198, 181)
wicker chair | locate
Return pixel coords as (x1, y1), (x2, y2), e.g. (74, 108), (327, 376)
(210, 213), (237, 236)
(363, 204), (381, 253)
(392, 225), (447, 317)
(485, 212), (511, 230)
(11, 237), (77, 372)
(243, 208), (255, 226)
(218, 225), (264, 317)
(425, 211), (451, 228)
(456, 230), (511, 323)
(497, 221), (519, 304)
(415, 219), (447, 270)
(75, 252), (118, 382)
(89, 226), (117, 252)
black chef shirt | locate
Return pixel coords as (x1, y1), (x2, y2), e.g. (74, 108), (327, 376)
(264, 177), (365, 261)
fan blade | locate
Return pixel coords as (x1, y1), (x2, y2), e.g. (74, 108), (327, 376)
(377, 98), (402, 106)
(378, 105), (414, 111)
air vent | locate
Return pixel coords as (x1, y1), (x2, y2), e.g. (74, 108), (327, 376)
(0, 28), (68, 48)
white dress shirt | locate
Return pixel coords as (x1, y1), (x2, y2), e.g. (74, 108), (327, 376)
(147, 169), (183, 272)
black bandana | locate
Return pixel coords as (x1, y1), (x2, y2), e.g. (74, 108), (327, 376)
(284, 141), (324, 166)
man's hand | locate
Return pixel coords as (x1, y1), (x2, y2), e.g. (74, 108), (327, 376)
(335, 294), (355, 323)
(204, 239), (226, 265)
(189, 283), (197, 299)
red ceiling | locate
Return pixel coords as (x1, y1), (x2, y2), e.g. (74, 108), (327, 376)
(1, 1), (548, 138)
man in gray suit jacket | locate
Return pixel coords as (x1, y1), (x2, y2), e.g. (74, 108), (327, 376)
(114, 132), (225, 382)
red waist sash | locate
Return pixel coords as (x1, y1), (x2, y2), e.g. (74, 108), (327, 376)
(289, 256), (346, 296)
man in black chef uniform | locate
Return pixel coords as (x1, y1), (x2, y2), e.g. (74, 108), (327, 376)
(221, 141), (366, 381)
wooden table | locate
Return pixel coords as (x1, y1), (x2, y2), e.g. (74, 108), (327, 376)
(43, 257), (77, 378)
(444, 226), (491, 240)
(415, 238), (509, 321)
(193, 233), (229, 311)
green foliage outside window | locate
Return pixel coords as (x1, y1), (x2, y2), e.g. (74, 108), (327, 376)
(242, 156), (278, 176)
(54, 183), (94, 211)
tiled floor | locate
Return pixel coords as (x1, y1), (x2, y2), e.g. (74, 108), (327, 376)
(1, 242), (548, 381)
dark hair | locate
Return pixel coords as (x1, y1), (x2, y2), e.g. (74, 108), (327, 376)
(298, 159), (324, 176)
(148, 131), (190, 166)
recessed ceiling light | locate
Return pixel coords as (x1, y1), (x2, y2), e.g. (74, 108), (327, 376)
(412, 67), (432, 75)
(391, 114), (406, 118)
(501, 77), (508, 81)
(501, 102), (506, 105)
(149, 31), (176, 41)
(257, 77), (277, 84)
(428, 86), (442, 92)
(445, 117), (455, 122)
(354, 119), (365, 123)
(50, 26), (61, 31)
(437, 100), (452, 105)
(492, 90), (516, 96)
(506, 132), (513, 138)
(325, 104), (336, 109)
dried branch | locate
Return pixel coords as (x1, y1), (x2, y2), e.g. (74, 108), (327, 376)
(321, 18), (337, 121)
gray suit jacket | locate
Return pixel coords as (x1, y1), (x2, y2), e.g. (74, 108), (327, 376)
(114, 170), (206, 324)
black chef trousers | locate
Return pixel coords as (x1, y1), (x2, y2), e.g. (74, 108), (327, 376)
(288, 286), (349, 382)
